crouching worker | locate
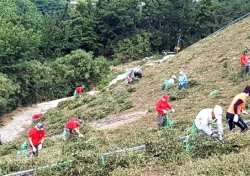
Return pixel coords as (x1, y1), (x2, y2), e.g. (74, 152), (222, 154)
(178, 71), (188, 90)
(133, 65), (142, 78)
(62, 117), (84, 141)
(125, 69), (134, 84)
(32, 113), (43, 121)
(27, 123), (45, 157)
(155, 94), (175, 128)
(74, 85), (85, 98)
(195, 105), (223, 141)
(162, 75), (176, 91)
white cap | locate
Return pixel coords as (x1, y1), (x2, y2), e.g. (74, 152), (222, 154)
(213, 105), (223, 119)
(171, 75), (177, 79)
(179, 71), (184, 75)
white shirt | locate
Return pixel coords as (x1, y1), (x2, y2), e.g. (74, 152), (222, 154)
(195, 108), (223, 135)
(133, 67), (142, 73)
(168, 78), (175, 84)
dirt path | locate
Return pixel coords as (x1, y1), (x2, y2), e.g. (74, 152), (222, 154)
(90, 110), (147, 130)
(1, 54), (170, 143)
(0, 97), (73, 142)
(0, 90), (148, 143)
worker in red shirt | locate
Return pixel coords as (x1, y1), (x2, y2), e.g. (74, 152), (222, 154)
(155, 94), (175, 128)
(27, 123), (45, 157)
(74, 85), (85, 98)
(32, 113), (42, 121)
(240, 50), (250, 75)
(62, 117), (84, 141)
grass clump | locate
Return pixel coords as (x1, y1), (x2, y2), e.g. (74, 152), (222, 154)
(189, 135), (234, 159)
(144, 128), (186, 164)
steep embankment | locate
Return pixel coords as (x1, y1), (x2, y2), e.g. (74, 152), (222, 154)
(1, 16), (250, 176)
(128, 16), (250, 120)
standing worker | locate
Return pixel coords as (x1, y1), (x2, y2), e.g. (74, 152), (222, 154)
(155, 94), (175, 128)
(178, 71), (188, 90)
(62, 117), (84, 141)
(74, 85), (85, 98)
(240, 50), (250, 75)
(195, 105), (224, 140)
(162, 75), (176, 92)
(226, 85), (250, 133)
(27, 123), (45, 157)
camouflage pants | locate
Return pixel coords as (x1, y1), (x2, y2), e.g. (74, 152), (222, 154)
(157, 114), (166, 128)
(27, 145), (39, 157)
(62, 128), (73, 141)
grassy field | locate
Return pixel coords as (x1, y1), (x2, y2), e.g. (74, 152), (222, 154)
(1, 16), (250, 176)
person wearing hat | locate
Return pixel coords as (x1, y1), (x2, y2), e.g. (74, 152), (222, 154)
(178, 71), (188, 90)
(133, 65), (142, 79)
(62, 117), (84, 141)
(125, 69), (135, 84)
(74, 85), (85, 98)
(162, 75), (177, 92)
(27, 123), (45, 157)
(226, 85), (250, 133)
(195, 105), (224, 140)
(240, 50), (250, 75)
(155, 94), (175, 128)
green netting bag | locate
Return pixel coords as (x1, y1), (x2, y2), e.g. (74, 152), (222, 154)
(165, 115), (172, 128)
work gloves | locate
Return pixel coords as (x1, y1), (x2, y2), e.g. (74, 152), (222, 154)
(242, 110), (249, 115)
(211, 132), (224, 141)
(38, 143), (43, 150)
(233, 114), (239, 122)
(219, 135), (223, 141)
(79, 134), (84, 138)
(32, 146), (37, 152)
(210, 132), (219, 139)
(162, 109), (175, 114)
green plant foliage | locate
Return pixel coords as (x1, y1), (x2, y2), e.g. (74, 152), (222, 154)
(31, 0), (66, 14)
(0, 142), (19, 156)
(114, 32), (152, 63)
(0, 0), (42, 29)
(0, 20), (41, 69)
(0, 74), (20, 116)
(189, 135), (234, 159)
(144, 128), (185, 163)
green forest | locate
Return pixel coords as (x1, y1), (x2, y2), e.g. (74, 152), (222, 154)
(0, 0), (250, 117)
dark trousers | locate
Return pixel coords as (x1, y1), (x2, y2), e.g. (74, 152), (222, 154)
(226, 112), (248, 132)
(134, 72), (142, 78)
(241, 65), (249, 76)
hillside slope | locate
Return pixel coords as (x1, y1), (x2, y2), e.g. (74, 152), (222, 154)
(1, 16), (250, 176)
(129, 16), (250, 119)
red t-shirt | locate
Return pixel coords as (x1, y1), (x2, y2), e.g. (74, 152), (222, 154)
(75, 87), (84, 94)
(28, 127), (45, 146)
(32, 113), (42, 119)
(65, 119), (80, 130)
(240, 54), (249, 66)
(155, 99), (172, 115)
